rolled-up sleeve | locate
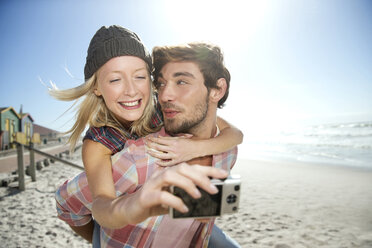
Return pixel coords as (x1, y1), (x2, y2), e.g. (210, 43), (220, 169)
(55, 172), (93, 226)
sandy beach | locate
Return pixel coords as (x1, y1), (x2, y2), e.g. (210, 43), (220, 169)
(216, 159), (372, 248)
(1, 152), (372, 247)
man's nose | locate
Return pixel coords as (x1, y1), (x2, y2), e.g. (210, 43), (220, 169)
(159, 84), (176, 103)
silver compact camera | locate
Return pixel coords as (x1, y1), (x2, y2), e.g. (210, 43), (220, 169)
(169, 175), (241, 219)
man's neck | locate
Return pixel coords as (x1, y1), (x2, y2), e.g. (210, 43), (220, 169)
(187, 108), (218, 166)
(188, 108), (218, 140)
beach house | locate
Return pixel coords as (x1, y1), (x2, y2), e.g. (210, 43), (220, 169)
(0, 107), (20, 150)
(19, 113), (34, 145)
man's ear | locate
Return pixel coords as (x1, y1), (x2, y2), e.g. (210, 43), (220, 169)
(209, 78), (227, 103)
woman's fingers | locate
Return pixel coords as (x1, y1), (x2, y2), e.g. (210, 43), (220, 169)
(147, 136), (175, 146)
(146, 148), (174, 160)
(155, 159), (178, 167)
(146, 141), (170, 153)
(146, 136), (197, 165)
(146, 135), (192, 150)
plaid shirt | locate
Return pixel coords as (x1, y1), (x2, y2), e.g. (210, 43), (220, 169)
(55, 128), (237, 248)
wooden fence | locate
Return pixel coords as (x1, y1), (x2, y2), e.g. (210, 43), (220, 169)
(15, 142), (83, 191)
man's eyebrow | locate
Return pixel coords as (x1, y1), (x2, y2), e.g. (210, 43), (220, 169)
(173, 71), (195, 78)
(157, 71), (195, 80)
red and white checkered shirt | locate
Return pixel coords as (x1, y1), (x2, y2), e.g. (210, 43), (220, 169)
(55, 128), (238, 248)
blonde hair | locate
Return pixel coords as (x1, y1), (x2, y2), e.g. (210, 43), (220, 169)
(49, 73), (160, 151)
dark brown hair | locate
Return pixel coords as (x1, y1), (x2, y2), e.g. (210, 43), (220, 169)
(152, 42), (230, 108)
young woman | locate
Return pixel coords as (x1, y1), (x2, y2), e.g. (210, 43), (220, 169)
(51, 25), (242, 246)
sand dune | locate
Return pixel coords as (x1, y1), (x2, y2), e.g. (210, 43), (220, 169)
(1, 154), (371, 247)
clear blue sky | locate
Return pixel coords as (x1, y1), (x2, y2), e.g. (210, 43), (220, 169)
(1, 0), (371, 139)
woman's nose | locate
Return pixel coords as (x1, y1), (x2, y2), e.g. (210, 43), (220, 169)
(124, 80), (137, 97)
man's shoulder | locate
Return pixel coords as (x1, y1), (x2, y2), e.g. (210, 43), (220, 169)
(212, 146), (238, 171)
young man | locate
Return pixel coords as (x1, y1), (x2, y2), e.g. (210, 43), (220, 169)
(55, 42), (239, 247)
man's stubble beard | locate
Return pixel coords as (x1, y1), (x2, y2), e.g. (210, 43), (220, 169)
(163, 94), (209, 135)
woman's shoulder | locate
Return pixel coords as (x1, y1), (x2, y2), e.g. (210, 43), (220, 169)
(85, 126), (122, 139)
(83, 126), (135, 154)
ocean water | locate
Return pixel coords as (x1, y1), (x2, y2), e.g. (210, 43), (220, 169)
(243, 121), (372, 169)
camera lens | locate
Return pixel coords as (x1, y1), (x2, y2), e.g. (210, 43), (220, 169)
(234, 185), (240, 191)
(226, 194), (237, 204)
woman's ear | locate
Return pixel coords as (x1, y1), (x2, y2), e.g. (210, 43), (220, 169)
(209, 78), (227, 103)
(94, 88), (102, 96)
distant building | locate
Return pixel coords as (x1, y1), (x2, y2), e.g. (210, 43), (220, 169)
(0, 107), (20, 150)
(19, 113), (34, 144)
(33, 124), (61, 144)
(0, 106), (62, 150)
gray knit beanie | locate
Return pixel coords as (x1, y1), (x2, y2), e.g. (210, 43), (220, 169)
(84, 25), (152, 80)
